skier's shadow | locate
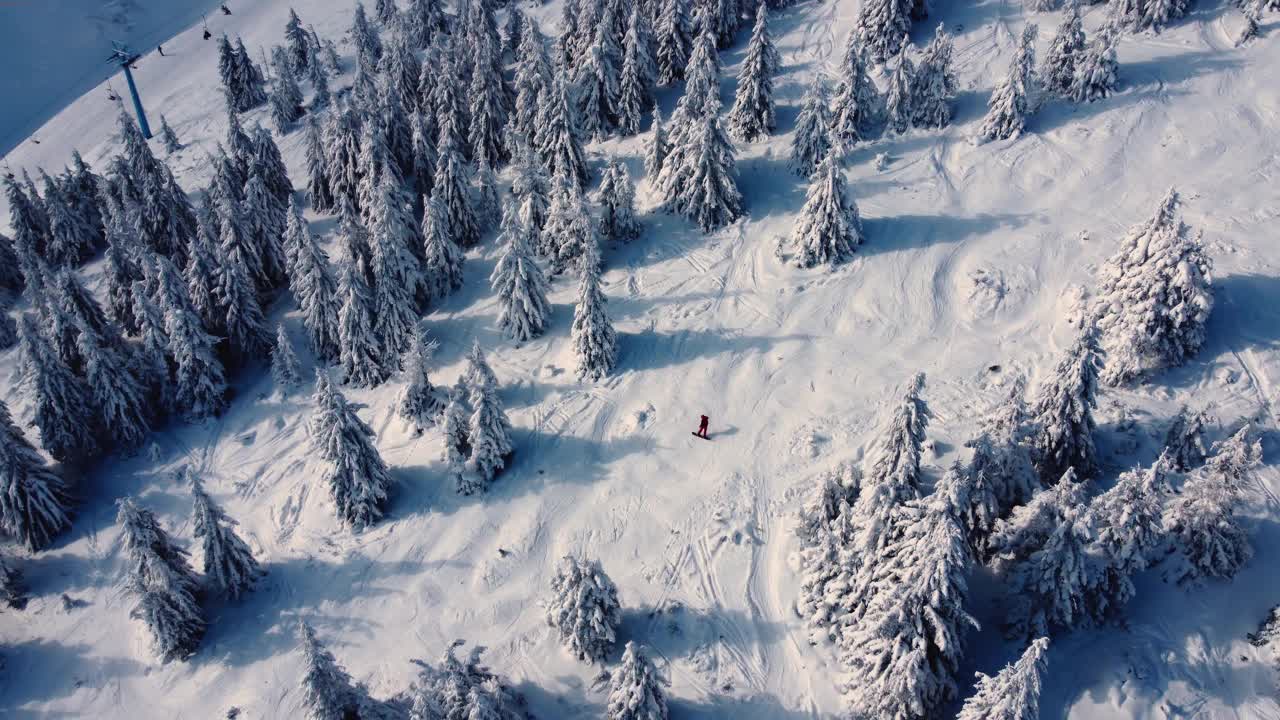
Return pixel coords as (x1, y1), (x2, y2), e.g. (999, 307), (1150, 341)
(709, 424), (739, 440)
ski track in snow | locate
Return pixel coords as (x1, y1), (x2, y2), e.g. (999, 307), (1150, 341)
(2, 0), (1280, 718)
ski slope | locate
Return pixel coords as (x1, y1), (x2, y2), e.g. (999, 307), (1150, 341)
(3, 0), (1280, 718)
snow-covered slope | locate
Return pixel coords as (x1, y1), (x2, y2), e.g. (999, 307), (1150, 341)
(3, 0), (1280, 718)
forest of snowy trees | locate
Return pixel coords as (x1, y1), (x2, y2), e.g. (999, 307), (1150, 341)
(0, 0), (1273, 716)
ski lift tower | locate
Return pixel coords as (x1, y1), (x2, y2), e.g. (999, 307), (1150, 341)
(108, 41), (152, 139)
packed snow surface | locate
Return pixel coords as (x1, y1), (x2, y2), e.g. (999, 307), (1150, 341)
(3, 0), (1280, 718)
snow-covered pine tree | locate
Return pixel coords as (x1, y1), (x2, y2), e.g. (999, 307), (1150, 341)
(576, 18), (623, 142)
(1003, 494), (1096, 638)
(76, 317), (150, 453)
(597, 161), (641, 243)
(1043, 3), (1086, 97)
(1094, 189), (1213, 385)
(433, 118), (482, 249)
(658, 96), (744, 231)
(190, 473), (261, 599)
(510, 143), (551, 233)
(727, 4), (778, 142)
(912, 24), (958, 128)
(42, 171), (95, 267)
(374, 0), (398, 24)
(963, 378), (1041, 557)
(0, 231), (24, 293)
(368, 172), (423, 360)
(513, 19), (553, 142)
(0, 397), (72, 551)
(404, 0), (449, 49)
(308, 48), (332, 110)
(670, 27), (722, 139)
(382, 34), (422, 116)
(352, 2), (385, 66)
(541, 173), (596, 274)
(607, 642), (669, 720)
(1030, 325), (1102, 482)
(572, 236), (619, 381)
(979, 24), (1039, 143)
(1163, 404), (1213, 471)
(66, 150), (106, 249)
(956, 637), (1050, 720)
(472, 150), (502, 230)
(420, 194), (466, 306)
(310, 370), (393, 529)
(102, 236), (142, 334)
(1071, 19), (1119, 103)
(229, 36), (269, 112)
(788, 148), (864, 268)
(644, 107), (668, 181)
(838, 470), (978, 719)
(337, 260), (389, 388)
(269, 48), (306, 132)
(546, 556), (622, 663)
(272, 324), (304, 393)
(163, 278), (229, 422)
(831, 36), (881, 147)
(298, 620), (362, 720)
(218, 232), (273, 368)
(617, 8), (653, 137)
(409, 641), (525, 720)
(1164, 426), (1260, 584)
(130, 278), (172, 408)
(464, 341), (514, 488)
(287, 204), (342, 363)
(851, 372), (931, 555)
(117, 497), (206, 662)
(355, 117), (400, 222)
(3, 174), (47, 282)
(159, 115), (182, 153)
(409, 110), (438, 206)
(337, 196), (375, 277)
(398, 328), (443, 432)
(1089, 455), (1168, 617)
(325, 103), (363, 213)
(440, 384), (471, 493)
(469, 29), (511, 166)
(856, 0), (912, 63)
(0, 551), (27, 608)
(243, 169), (288, 287)
(491, 198), (553, 342)
(285, 9), (312, 73)
(885, 44), (916, 134)
(16, 314), (98, 464)
(655, 0), (693, 85)
(540, 74), (590, 188)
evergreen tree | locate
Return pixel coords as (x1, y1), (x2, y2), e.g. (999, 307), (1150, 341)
(1090, 455), (1168, 617)
(398, 328), (443, 432)
(645, 107), (668, 180)
(374, 0), (398, 24)
(885, 44), (916, 134)
(1095, 189), (1213, 385)
(469, 30), (511, 165)
(338, 260), (388, 387)
(1162, 404), (1213, 472)
(219, 195), (268, 289)
(491, 198), (552, 342)
(727, 4), (778, 143)
(783, 72), (834, 175)
(117, 497), (206, 663)
(368, 173), (423, 360)
(1164, 426), (1260, 584)
(298, 620), (362, 720)
(351, 2), (385, 66)
(853, 373), (932, 556)
(190, 474), (261, 599)
(1003, 493), (1096, 638)
(510, 143), (552, 233)
(542, 175), (597, 275)
(656, 0), (693, 85)
(382, 34), (422, 115)
(546, 556), (622, 663)
(670, 28), (722, 139)
(434, 120), (482, 249)
(164, 279), (229, 422)
(0, 551), (27, 608)
(325, 103), (363, 213)
(409, 642), (524, 720)
(956, 637), (1050, 720)
(856, 0), (912, 63)
(658, 96), (744, 232)
(17, 315), (98, 464)
(1071, 20), (1119, 103)
(1043, 3), (1086, 96)
(103, 237), (142, 334)
(76, 317), (150, 453)
(979, 24), (1039, 143)
(513, 20), (554, 141)
(0, 398), (72, 551)
(464, 342), (514, 487)
(251, 120), (298, 205)
(42, 171), (95, 267)
(310, 371), (393, 529)
(607, 642), (670, 720)
(472, 151), (502, 230)
(404, 0), (449, 49)
(420, 194), (466, 305)
(269, 48), (307, 132)
(540, 75), (590, 188)
(576, 19), (623, 142)
(410, 111), (437, 202)
(617, 8), (654, 136)
(912, 24), (958, 128)
(309, 52), (332, 110)
(1031, 326), (1102, 482)
(0, 231), (24, 292)
(572, 237), (618, 381)
(272, 324), (304, 393)
(243, 169), (288, 287)
(597, 160), (641, 243)
(218, 233), (273, 368)
(3, 174), (47, 283)
(131, 280), (172, 410)
(187, 207), (226, 334)
(831, 36), (880, 147)
(287, 202), (342, 363)
(159, 115), (182, 153)
(66, 150), (107, 249)
(440, 384), (471, 493)
(285, 8), (313, 73)
(787, 149), (863, 268)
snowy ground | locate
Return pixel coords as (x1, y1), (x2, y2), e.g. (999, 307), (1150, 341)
(3, 0), (1280, 718)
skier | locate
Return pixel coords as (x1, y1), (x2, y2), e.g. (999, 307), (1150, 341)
(220, 4), (232, 15)
(695, 415), (710, 439)
(157, 45), (165, 56)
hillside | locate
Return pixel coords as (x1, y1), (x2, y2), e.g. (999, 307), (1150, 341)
(2, 0), (1280, 718)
